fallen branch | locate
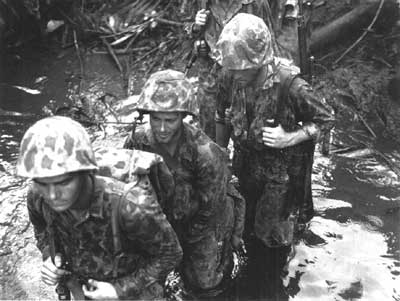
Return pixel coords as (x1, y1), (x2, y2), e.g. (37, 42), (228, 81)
(102, 37), (123, 73)
(144, 59), (159, 78)
(131, 46), (160, 65)
(371, 55), (393, 68)
(122, 32), (140, 52)
(383, 33), (400, 40)
(357, 114), (377, 139)
(330, 145), (359, 154)
(359, 141), (400, 176)
(73, 30), (84, 93)
(310, 0), (397, 53)
(336, 90), (377, 138)
(156, 17), (184, 26)
(92, 46), (151, 55)
(333, 0), (385, 65)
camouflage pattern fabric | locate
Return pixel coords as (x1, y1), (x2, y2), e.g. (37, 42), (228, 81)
(187, 0), (284, 140)
(195, 58), (220, 140)
(217, 61), (334, 247)
(215, 13), (274, 70)
(124, 122), (243, 292)
(227, 179), (246, 240)
(188, 0), (284, 60)
(94, 146), (175, 209)
(136, 69), (199, 117)
(27, 175), (182, 300)
(16, 116), (98, 178)
(94, 147), (162, 181)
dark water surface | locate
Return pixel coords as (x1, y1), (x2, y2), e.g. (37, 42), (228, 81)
(0, 44), (399, 300)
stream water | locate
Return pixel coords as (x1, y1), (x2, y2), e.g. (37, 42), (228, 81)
(0, 43), (399, 301)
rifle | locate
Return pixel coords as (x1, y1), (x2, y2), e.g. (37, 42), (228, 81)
(297, 0), (331, 155)
(297, 0), (313, 82)
(48, 226), (71, 301)
(184, 0), (209, 75)
(185, 50), (198, 75)
(48, 223), (87, 300)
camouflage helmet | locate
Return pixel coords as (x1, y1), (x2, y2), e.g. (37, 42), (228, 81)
(216, 13), (274, 70)
(135, 69), (199, 116)
(16, 116), (98, 179)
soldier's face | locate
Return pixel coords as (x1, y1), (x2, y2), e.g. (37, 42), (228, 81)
(33, 173), (82, 212)
(150, 112), (184, 144)
(230, 68), (260, 87)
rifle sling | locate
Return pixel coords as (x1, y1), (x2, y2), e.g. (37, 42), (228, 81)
(111, 193), (123, 255)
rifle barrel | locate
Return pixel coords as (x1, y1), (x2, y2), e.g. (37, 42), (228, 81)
(297, 0), (311, 82)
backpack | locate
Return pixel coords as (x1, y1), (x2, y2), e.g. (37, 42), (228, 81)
(93, 146), (175, 255)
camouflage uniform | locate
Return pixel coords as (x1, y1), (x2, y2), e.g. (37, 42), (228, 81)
(27, 175), (182, 299)
(16, 116), (182, 300)
(186, 0), (284, 141)
(124, 70), (245, 295)
(216, 14), (335, 247)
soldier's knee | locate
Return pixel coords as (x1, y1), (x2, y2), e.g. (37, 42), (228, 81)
(182, 236), (225, 290)
(187, 268), (223, 290)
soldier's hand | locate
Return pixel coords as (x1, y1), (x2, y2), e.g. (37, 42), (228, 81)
(195, 9), (210, 27)
(41, 254), (70, 286)
(82, 279), (118, 300)
(262, 123), (291, 149)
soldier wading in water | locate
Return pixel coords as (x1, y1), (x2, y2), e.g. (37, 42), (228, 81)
(16, 116), (182, 300)
(214, 13), (334, 298)
(124, 69), (245, 298)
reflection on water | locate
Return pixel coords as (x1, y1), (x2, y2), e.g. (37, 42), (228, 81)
(287, 217), (398, 300)
(288, 150), (400, 301)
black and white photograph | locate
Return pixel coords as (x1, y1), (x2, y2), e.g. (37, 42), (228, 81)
(0, 0), (399, 300)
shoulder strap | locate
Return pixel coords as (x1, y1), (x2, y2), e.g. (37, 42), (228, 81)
(41, 200), (57, 262)
(110, 192), (123, 255)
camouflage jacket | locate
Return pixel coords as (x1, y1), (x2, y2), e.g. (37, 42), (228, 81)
(124, 122), (231, 243)
(27, 175), (182, 300)
(188, 0), (280, 60)
(217, 58), (335, 151)
(217, 59), (334, 241)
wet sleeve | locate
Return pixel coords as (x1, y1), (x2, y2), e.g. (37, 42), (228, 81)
(289, 77), (335, 142)
(227, 182), (246, 239)
(26, 189), (50, 261)
(112, 186), (182, 299)
(188, 144), (229, 240)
